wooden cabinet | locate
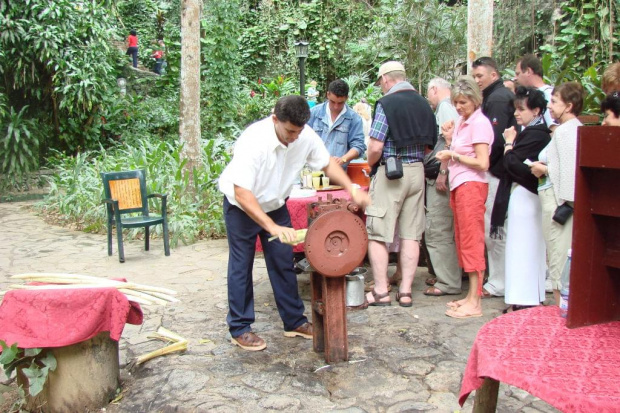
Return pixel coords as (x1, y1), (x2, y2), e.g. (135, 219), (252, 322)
(569, 126), (620, 328)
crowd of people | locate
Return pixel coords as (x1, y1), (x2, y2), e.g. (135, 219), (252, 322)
(217, 56), (620, 350)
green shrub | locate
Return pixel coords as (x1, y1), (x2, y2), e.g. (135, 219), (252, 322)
(37, 137), (231, 247)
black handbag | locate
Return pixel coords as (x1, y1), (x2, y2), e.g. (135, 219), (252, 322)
(552, 202), (573, 225)
(424, 160), (440, 180)
(385, 156), (403, 180)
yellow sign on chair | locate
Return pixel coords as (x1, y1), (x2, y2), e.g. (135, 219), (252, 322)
(109, 178), (143, 210)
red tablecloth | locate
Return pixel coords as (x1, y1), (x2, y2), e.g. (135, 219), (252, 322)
(256, 189), (353, 253)
(459, 306), (620, 412)
(0, 287), (143, 348)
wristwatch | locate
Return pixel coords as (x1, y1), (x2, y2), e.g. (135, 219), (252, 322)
(439, 169), (447, 175)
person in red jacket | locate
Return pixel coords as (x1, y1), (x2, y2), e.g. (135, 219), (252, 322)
(151, 39), (165, 75)
(126, 30), (138, 68)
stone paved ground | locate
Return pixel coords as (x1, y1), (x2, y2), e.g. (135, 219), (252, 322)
(0, 202), (560, 413)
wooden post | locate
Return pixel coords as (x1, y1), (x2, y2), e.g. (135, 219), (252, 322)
(467, 0), (494, 71)
(473, 377), (500, 413)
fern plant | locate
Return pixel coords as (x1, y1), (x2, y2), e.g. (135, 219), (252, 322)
(0, 106), (40, 188)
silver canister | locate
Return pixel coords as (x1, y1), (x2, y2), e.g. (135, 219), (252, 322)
(345, 267), (367, 307)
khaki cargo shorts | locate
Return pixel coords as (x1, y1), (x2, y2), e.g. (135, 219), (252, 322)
(365, 163), (425, 243)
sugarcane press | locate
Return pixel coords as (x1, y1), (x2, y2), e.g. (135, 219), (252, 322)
(304, 195), (368, 363)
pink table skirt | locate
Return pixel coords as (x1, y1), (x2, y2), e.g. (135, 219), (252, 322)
(0, 287), (143, 348)
(459, 305), (620, 412)
(256, 189), (353, 253)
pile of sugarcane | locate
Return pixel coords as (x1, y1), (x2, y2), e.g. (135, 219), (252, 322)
(1, 273), (178, 306)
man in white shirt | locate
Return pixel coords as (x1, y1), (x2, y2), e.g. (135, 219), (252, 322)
(515, 54), (557, 130)
(218, 95), (370, 351)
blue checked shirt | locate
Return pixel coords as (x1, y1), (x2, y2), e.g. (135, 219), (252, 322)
(370, 103), (425, 163)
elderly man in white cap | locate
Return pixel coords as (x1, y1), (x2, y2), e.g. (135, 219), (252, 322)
(364, 61), (437, 307)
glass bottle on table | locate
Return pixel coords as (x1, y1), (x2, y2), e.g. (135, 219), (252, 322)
(300, 164), (311, 188)
(559, 248), (572, 319)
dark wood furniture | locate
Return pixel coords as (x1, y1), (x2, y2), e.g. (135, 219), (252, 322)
(570, 126), (620, 328)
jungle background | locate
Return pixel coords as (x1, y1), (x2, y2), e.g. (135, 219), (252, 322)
(0, 0), (618, 244)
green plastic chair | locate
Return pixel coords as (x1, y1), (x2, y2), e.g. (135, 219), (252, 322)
(101, 169), (170, 263)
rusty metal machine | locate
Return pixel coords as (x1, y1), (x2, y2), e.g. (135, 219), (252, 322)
(304, 194), (368, 363)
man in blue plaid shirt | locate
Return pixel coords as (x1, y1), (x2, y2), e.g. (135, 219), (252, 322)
(364, 61), (437, 307)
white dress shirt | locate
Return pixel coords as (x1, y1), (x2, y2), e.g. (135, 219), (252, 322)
(218, 116), (331, 213)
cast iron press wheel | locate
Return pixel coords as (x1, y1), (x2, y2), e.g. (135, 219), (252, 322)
(304, 209), (368, 277)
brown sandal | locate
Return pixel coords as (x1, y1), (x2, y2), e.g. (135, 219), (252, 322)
(396, 292), (412, 307)
(366, 289), (391, 306)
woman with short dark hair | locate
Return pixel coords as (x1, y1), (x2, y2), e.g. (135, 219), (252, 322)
(530, 81), (585, 305)
(492, 86), (551, 312)
(601, 92), (620, 126)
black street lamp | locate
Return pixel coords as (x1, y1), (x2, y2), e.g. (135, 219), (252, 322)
(294, 40), (309, 98)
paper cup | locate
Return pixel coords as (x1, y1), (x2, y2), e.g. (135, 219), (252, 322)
(312, 177), (321, 189)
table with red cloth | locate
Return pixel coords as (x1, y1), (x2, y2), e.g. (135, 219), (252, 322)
(256, 189), (354, 253)
(459, 306), (620, 412)
(0, 287), (143, 348)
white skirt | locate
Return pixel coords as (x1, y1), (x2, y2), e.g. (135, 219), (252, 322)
(504, 184), (547, 306)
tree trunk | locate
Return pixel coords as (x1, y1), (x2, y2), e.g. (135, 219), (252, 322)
(179, 0), (202, 189)
(467, 0), (493, 71)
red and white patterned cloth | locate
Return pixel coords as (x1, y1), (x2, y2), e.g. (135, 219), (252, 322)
(0, 287), (143, 348)
(460, 305), (620, 412)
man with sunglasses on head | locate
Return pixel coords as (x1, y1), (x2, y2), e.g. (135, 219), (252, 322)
(471, 56), (518, 299)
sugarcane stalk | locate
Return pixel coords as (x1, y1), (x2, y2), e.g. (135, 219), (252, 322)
(118, 288), (168, 306)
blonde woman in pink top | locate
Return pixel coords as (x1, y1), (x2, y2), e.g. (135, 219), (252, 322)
(436, 76), (494, 319)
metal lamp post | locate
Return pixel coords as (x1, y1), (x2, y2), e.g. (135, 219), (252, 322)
(294, 40), (309, 97)
(117, 78), (127, 96)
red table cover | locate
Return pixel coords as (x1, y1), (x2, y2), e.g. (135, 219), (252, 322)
(0, 287), (143, 348)
(459, 306), (620, 412)
(256, 189), (353, 253)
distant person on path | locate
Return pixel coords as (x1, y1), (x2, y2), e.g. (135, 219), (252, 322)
(126, 30), (138, 68)
(307, 79), (366, 168)
(152, 39), (165, 75)
(218, 95), (370, 351)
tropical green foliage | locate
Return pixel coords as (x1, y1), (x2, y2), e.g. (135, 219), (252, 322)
(0, 340), (57, 409)
(39, 138), (231, 244)
(0, 0), (120, 156)
(202, 0), (242, 135)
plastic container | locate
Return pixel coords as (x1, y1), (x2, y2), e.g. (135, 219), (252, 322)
(347, 161), (371, 187)
(559, 248), (572, 318)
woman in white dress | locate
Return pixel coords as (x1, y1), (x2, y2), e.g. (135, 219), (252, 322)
(490, 86), (551, 311)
